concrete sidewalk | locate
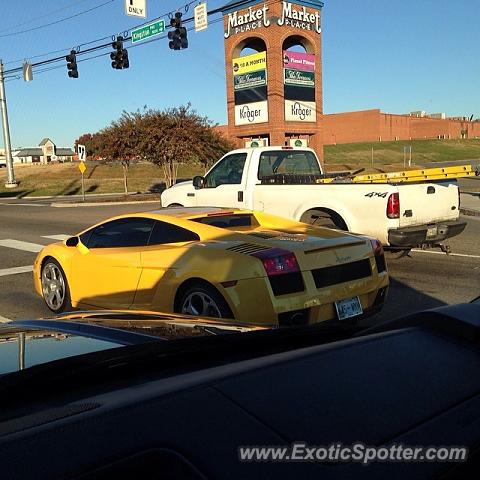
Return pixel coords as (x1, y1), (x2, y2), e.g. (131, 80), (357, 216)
(460, 192), (480, 216)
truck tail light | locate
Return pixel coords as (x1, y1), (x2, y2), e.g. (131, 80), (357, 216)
(252, 249), (299, 277)
(386, 192), (400, 219)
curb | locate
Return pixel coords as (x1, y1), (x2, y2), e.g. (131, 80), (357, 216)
(2, 192), (145, 200)
(51, 200), (161, 208)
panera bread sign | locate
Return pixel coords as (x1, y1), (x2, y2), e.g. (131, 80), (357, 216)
(224, 1), (321, 38)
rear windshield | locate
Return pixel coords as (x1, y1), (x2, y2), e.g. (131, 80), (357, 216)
(258, 150), (321, 179)
(193, 214), (258, 229)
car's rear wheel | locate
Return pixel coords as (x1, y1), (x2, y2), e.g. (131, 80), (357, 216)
(177, 283), (233, 319)
(41, 258), (72, 313)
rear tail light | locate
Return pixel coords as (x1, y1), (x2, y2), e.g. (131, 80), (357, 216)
(252, 249), (299, 276)
(369, 238), (384, 256)
(386, 192), (400, 219)
(369, 238), (387, 273)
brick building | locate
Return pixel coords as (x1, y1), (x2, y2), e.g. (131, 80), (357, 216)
(222, 0), (324, 161)
(322, 109), (480, 145)
(215, 1), (479, 151)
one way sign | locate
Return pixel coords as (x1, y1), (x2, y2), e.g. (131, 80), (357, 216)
(125, 0), (146, 18)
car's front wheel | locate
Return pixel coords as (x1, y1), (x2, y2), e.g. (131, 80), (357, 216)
(41, 258), (72, 313)
(177, 283), (233, 319)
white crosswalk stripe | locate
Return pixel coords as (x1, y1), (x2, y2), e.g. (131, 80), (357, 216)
(42, 234), (70, 241)
(0, 234), (69, 277)
(0, 266), (33, 277)
(0, 239), (44, 253)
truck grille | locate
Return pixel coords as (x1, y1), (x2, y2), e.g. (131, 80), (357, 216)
(311, 259), (372, 289)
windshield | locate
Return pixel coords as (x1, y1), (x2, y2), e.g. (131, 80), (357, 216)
(258, 151), (322, 179)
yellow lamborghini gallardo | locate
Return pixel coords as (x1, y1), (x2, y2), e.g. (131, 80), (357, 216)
(33, 207), (389, 326)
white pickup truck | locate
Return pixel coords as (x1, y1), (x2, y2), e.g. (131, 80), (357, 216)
(161, 146), (466, 248)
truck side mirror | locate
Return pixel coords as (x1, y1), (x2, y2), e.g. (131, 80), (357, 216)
(193, 176), (205, 189)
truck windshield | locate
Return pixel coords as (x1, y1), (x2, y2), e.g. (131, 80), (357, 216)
(257, 151), (321, 179)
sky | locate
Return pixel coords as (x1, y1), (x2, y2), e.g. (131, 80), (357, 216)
(0, 0), (479, 148)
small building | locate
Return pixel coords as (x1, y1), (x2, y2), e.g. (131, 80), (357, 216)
(12, 138), (74, 164)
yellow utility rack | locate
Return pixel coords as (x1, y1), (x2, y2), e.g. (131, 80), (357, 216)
(318, 164), (478, 184)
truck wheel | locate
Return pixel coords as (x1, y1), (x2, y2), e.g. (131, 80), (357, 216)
(300, 209), (348, 231)
(176, 283), (233, 319)
(167, 203), (183, 207)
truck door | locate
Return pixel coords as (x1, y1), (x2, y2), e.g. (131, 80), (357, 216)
(194, 152), (248, 208)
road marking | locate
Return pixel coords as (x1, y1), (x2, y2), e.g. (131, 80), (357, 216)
(0, 203), (47, 207)
(0, 265), (34, 277)
(412, 249), (480, 259)
(0, 239), (43, 253)
(0, 315), (11, 323)
(42, 234), (70, 241)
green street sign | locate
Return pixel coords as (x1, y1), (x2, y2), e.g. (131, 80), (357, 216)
(131, 20), (165, 43)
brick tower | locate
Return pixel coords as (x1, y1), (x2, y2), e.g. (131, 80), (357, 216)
(222, 0), (324, 162)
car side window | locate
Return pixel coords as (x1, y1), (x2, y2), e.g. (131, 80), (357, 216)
(86, 218), (154, 248)
(148, 221), (199, 245)
(204, 153), (247, 188)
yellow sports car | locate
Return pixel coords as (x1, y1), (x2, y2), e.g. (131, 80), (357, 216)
(33, 207), (389, 326)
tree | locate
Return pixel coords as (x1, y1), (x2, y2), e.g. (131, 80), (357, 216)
(76, 104), (234, 189)
(136, 104), (234, 187)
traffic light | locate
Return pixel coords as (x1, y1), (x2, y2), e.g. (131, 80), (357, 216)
(168, 12), (188, 50)
(111, 36), (129, 69)
(65, 50), (78, 78)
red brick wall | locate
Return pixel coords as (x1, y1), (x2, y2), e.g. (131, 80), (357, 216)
(323, 110), (381, 144)
(216, 110), (480, 146)
(379, 113), (410, 141)
(409, 117), (449, 139)
(323, 110), (480, 144)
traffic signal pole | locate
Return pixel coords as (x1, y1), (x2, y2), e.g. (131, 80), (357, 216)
(0, 61), (18, 188)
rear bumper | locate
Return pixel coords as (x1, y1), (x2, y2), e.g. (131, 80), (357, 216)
(225, 262), (389, 327)
(387, 220), (467, 248)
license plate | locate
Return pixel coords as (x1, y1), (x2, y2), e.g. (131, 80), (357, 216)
(335, 296), (363, 321)
(426, 226), (438, 238)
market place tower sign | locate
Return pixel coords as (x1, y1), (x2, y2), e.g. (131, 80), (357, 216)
(225, 1), (322, 38)
(222, 0), (324, 161)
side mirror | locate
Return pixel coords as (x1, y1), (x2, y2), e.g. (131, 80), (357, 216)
(65, 236), (79, 247)
(192, 176), (205, 189)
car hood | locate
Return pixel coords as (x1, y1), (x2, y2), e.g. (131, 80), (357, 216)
(0, 311), (265, 376)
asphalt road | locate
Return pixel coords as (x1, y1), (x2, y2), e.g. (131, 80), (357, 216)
(0, 199), (479, 324)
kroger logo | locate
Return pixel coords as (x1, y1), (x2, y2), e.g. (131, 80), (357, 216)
(240, 105), (262, 123)
(291, 102), (312, 120)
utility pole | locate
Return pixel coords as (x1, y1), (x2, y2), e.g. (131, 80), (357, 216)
(0, 60), (18, 188)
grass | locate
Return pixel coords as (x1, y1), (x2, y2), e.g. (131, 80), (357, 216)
(0, 162), (205, 198)
(324, 139), (480, 166)
(1, 139), (479, 198)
